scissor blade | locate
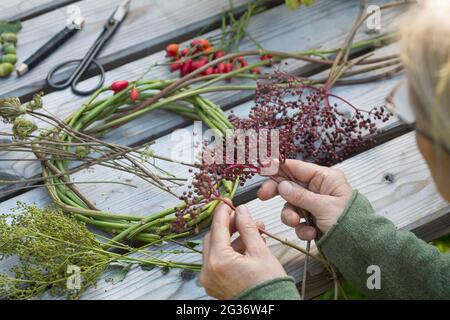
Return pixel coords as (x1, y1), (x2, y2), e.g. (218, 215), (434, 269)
(112, 0), (131, 22)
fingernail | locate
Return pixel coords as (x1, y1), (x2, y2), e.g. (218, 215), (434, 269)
(278, 180), (293, 195)
(236, 205), (249, 215)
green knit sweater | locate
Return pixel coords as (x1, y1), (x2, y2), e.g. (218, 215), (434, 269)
(235, 190), (450, 300)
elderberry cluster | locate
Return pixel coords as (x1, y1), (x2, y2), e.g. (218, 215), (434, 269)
(230, 72), (393, 166)
(171, 72), (392, 232)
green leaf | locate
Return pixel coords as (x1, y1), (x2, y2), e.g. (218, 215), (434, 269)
(185, 240), (202, 249)
(0, 20), (22, 35)
(140, 264), (156, 271)
(285, 0), (301, 10)
(161, 266), (170, 275)
(105, 263), (132, 285)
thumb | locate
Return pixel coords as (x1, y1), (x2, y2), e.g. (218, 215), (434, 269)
(235, 205), (266, 255)
(278, 180), (323, 214)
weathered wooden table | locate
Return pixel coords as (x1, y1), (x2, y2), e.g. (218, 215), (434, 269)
(1, 0), (449, 300)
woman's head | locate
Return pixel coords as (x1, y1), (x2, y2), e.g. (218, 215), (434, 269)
(399, 0), (450, 200)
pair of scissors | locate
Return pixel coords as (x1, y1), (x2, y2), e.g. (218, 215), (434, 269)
(46, 0), (131, 96)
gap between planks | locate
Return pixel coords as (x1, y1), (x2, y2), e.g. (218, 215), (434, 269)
(1, 0), (79, 22)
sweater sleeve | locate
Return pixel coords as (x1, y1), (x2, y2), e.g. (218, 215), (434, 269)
(318, 190), (450, 299)
(234, 277), (301, 300)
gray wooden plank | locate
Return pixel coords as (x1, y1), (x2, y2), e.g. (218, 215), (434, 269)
(0, 0), (78, 22)
(0, 0), (257, 99)
(0, 0), (403, 198)
(1, 132), (448, 299)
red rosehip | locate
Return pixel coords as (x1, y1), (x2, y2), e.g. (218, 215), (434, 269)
(260, 54), (273, 61)
(191, 39), (211, 50)
(203, 67), (214, 75)
(191, 39), (203, 47)
(217, 62), (226, 73)
(166, 43), (179, 57)
(214, 50), (225, 59)
(225, 63), (233, 73)
(170, 58), (182, 71)
(251, 67), (260, 74)
(130, 88), (139, 102)
(191, 59), (207, 71)
(110, 80), (129, 93)
(201, 39), (211, 49)
(180, 58), (192, 76)
(180, 48), (189, 56)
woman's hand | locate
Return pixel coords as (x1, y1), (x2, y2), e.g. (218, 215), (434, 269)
(257, 160), (353, 240)
(200, 202), (287, 300)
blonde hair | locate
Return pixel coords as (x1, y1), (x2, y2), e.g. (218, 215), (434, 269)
(398, 0), (450, 152)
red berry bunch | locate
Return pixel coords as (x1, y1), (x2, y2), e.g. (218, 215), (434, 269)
(171, 72), (392, 232)
(110, 80), (140, 102)
(165, 39), (263, 77)
(229, 72), (393, 166)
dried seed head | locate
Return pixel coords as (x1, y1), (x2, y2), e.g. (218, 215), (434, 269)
(0, 97), (26, 122)
(26, 92), (44, 110)
(75, 145), (90, 159)
(12, 118), (37, 140)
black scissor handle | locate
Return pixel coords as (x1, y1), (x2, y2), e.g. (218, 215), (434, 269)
(71, 59), (105, 96)
(47, 59), (81, 89)
(46, 58), (105, 96)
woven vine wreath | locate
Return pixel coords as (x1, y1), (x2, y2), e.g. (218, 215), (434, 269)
(37, 79), (240, 248)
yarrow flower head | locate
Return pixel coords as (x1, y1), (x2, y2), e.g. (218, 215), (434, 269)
(0, 97), (26, 123)
(0, 93), (44, 123)
(12, 118), (37, 140)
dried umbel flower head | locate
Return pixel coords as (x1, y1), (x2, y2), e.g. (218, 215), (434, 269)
(0, 97), (26, 123)
(12, 118), (37, 140)
(75, 145), (90, 159)
(0, 93), (43, 124)
(26, 92), (44, 110)
(0, 203), (109, 299)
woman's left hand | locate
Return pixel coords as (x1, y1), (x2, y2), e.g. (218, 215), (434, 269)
(200, 202), (287, 299)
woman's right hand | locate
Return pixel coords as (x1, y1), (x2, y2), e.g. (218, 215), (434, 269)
(257, 160), (353, 240)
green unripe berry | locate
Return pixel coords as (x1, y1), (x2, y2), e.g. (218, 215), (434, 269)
(1, 32), (18, 44)
(2, 43), (16, 54)
(2, 54), (17, 65)
(0, 62), (14, 77)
